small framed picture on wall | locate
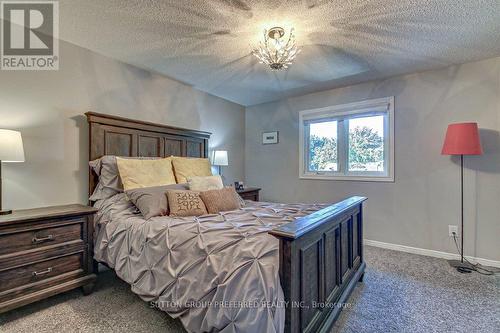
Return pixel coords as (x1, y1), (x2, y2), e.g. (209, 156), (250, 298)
(262, 131), (279, 144)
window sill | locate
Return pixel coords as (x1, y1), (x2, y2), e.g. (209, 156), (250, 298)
(299, 174), (394, 182)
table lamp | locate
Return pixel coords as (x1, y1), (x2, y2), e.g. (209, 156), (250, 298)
(0, 129), (25, 215)
(441, 123), (482, 273)
(212, 150), (228, 179)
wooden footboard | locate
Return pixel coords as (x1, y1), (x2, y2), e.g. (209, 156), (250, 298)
(269, 196), (367, 333)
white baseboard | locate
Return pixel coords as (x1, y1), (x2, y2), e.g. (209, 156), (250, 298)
(364, 239), (500, 268)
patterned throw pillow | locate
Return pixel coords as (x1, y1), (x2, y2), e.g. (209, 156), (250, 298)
(166, 190), (208, 217)
(199, 187), (241, 214)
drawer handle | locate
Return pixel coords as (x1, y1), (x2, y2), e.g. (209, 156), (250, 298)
(32, 234), (54, 244)
(32, 267), (52, 277)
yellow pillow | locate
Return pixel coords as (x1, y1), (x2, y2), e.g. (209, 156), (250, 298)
(171, 157), (212, 183)
(116, 157), (176, 191)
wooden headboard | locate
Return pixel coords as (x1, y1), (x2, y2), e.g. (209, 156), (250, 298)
(86, 112), (211, 196)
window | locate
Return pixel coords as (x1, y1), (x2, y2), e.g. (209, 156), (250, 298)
(299, 97), (394, 181)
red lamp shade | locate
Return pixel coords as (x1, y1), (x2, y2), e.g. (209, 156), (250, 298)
(441, 122), (483, 155)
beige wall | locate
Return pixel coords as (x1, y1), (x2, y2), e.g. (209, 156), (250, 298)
(1, 37), (498, 262)
(0, 40), (245, 209)
(246, 57), (500, 261)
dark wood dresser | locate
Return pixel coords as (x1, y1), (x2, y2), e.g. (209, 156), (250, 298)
(0, 204), (97, 313)
(236, 187), (261, 201)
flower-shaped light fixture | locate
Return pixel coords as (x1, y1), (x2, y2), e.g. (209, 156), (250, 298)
(252, 27), (300, 71)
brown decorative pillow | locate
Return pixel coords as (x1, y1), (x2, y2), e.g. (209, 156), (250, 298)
(166, 190), (208, 217)
(199, 187), (242, 214)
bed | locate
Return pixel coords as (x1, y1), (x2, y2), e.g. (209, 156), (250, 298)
(86, 112), (366, 333)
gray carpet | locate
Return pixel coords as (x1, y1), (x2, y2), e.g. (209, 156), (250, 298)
(1, 246), (498, 333)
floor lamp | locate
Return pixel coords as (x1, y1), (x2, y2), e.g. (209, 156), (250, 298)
(441, 123), (482, 273)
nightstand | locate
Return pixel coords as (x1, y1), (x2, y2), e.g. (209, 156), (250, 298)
(0, 204), (98, 313)
(236, 187), (261, 201)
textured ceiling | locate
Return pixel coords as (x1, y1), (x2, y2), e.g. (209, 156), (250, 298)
(59, 0), (500, 106)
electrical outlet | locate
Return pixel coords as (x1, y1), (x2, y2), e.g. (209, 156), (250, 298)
(448, 225), (458, 237)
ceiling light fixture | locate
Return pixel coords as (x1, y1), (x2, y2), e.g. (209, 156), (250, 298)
(252, 27), (300, 71)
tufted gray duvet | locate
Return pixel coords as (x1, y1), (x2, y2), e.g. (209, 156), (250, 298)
(93, 194), (328, 333)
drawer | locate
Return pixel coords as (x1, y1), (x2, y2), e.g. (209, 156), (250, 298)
(239, 192), (258, 201)
(0, 253), (82, 292)
(0, 223), (82, 255)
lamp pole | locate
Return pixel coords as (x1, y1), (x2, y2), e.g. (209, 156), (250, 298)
(460, 154), (464, 264)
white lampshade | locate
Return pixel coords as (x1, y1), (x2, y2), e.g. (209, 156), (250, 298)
(212, 150), (228, 166)
(0, 129), (25, 162)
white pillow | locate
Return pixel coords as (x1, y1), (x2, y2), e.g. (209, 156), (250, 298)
(188, 175), (224, 191)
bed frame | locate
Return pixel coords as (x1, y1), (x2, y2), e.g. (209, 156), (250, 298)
(86, 112), (366, 333)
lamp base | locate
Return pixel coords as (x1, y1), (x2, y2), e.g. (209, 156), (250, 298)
(0, 209), (12, 215)
(448, 259), (473, 273)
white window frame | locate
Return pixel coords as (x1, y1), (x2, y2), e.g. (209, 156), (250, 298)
(299, 96), (394, 182)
